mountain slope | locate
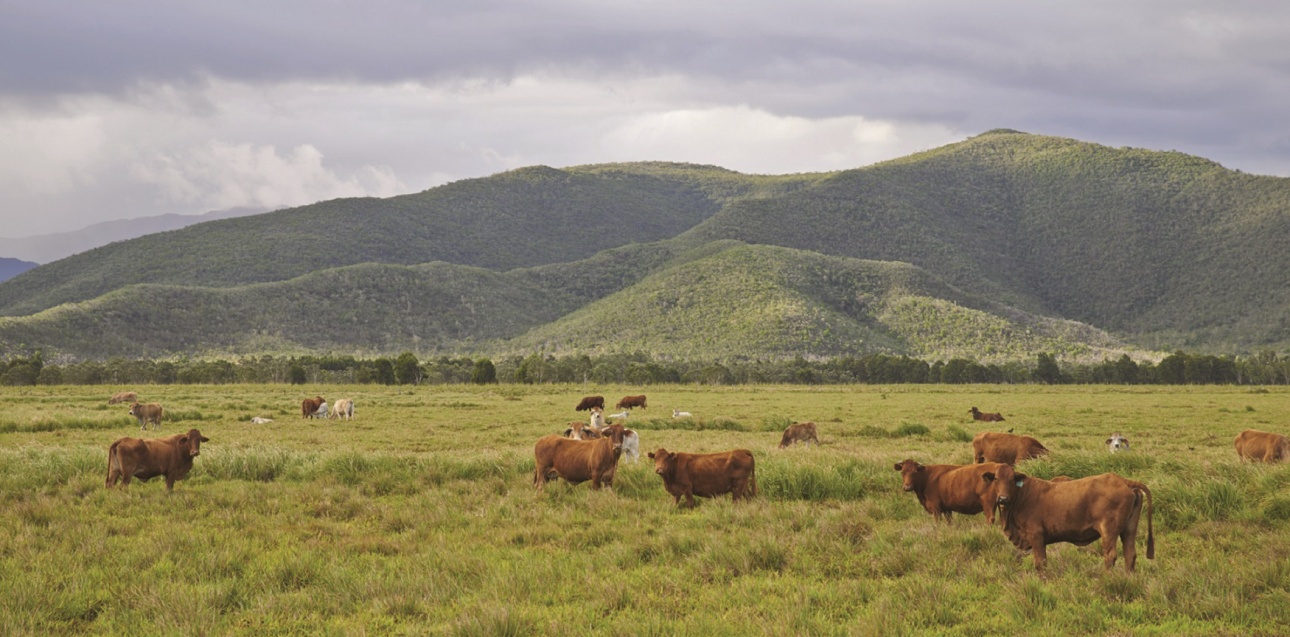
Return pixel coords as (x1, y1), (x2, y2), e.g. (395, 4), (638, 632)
(0, 258), (37, 283)
(0, 164), (823, 317)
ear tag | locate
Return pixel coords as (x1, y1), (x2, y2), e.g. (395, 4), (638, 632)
(1014, 480), (1025, 488)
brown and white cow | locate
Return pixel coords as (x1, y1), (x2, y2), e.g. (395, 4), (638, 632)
(589, 406), (606, 430)
(128, 402), (164, 430)
(647, 448), (756, 508)
(329, 398), (354, 420)
(969, 407), (1006, 422)
(108, 391), (138, 405)
(562, 421), (602, 440)
(1234, 429), (1290, 463)
(575, 395), (605, 412)
(616, 394), (647, 410)
(301, 396), (326, 419)
(972, 431), (1049, 465)
(982, 464), (1154, 572)
(779, 422), (820, 449)
(106, 428), (210, 491)
(534, 424), (627, 490)
(894, 459), (1008, 524)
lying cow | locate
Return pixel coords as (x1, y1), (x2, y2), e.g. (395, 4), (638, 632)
(108, 391), (138, 405)
(648, 448), (756, 508)
(894, 459), (1008, 524)
(302, 396), (326, 419)
(1106, 433), (1130, 453)
(616, 394), (647, 410)
(973, 431), (1049, 465)
(779, 422), (820, 449)
(969, 407), (1005, 422)
(575, 395), (605, 412)
(330, 398), (354, 420)
(1234, 429), (1289, 463)
(250, 416), (274, 424)
(106, 428), (210, 491)
(128, 402), (164, 430)
(982, 464), (1154, 572)
(534, 424), (627, 490)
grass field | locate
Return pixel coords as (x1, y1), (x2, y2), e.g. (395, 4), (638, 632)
(1, 384), (1288, 636)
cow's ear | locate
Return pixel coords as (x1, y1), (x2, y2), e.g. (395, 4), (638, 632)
(178, 436), (189, 445)
(916, 463), (925, 472)
(893, 462), (903, 471)
(1105, 439), (1112, 445)
(982, 472), (995, 483)
(647, 452), (656, 459)
(200, 436), (210, 442)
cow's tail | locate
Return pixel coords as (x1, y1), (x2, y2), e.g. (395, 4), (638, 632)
(106, 440), (122, 487)
(1133, 481), (1154, 560)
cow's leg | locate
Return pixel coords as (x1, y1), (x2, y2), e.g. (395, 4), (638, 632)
(165, 474), (176, 491)
(1030, 539), (1048, 572)
(685, 491), (696, 508)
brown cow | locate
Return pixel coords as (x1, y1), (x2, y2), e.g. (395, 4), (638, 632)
(894, 459), (1008, 524)
(1234, 429), (1290, 463)
(982, 464), (1154, 572)
(301, 396), (326, 419)
(106, 428), (210, 491)
(615, 394), (647, 410)
(779, 422), (820, 449)
(128, 402), (164, 430)
(648, 448), (756, 508)
(969, 407), (1005, 422)
(575, 395), (605, 412)
(972, 431), (1049, 465)
(108, 391), (138, 405)
(534, 424), (627, 490)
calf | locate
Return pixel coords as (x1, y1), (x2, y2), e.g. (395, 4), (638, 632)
(575, 395), (605, 412)
(106, 428), (210, 491)
(1106, 433), (1130, 453)
(982, 464), (1154, 572)
(108, 391), (138, 405)
(534, 424), (627, 490)
(894, 459), (1007, 524)
(330, 398), (354, 420)
(973, 431), (1049, 465)
(648, 448), (756, 508)
(616, 395), (647, 410)
(301, 396), (326, 419)
(779, 422), (820, 449)
(1234, 429), (1290, 463)
(589, 407), (606, 430)
(128, 402), (164, 430)
(969, 407), (1005, 422)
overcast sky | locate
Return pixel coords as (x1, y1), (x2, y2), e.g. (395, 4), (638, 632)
(2, 1), (1288, 237)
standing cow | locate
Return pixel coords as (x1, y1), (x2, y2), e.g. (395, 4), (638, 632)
(894, 459), (1008, 524)
(302, 396), (326, 419)
(534, 424), (628, 491)
(106, 428), (210, 491)
(779, 422), (820, 449)
(647, 448), (756, 508)
(616, 395), (647, 410)
(575, 395), (605, 412)
(330, 398), (354, 420)
(128, 402), (164, 430)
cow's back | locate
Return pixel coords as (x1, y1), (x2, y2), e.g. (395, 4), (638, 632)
(679, 449), (755, 498)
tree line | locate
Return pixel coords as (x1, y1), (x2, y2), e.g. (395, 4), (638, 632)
(3, 349), (1289, 387)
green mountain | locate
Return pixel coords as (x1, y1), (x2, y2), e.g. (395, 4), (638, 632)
(1, 130), (1287, 360)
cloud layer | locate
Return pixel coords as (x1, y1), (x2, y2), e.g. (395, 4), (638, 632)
(2, 1), (1288, 236)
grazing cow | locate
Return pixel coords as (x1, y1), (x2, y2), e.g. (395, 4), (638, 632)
(589, 407), (606, 430)
(128, 402), (164, 431)
(575, 395), (605, 412)
(330, 398), (354, 420)
(982, 464), (1154, 572)
(969, 407), (1006, 422)
(563, 421), (602, 440)
(105, 428), (210, 491)
(108, 391), (138, 405)
(1106, 433), (1130, 453)
(616, 395), (647, 410)
(301, 396), (326, 419)
(647, 448), (756, 508)
(534, 424), (628, 490)
(779, 422), (820, 449)
(894, 459), (1008, 524)
(249, 417), (274, 424)
(1234, 429), (1290, 463)
(972, 431), (1049, 465)
(672, 408), (693, 418)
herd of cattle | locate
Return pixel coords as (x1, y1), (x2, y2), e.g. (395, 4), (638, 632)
(98, 389), (1290, 572)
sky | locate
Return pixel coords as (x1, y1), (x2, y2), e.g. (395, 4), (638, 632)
(2, 0), (1289, 237)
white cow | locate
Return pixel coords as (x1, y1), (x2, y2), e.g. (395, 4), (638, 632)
(672, 408), (693, 418)
(589, 406), (605, 430)
(250, 416), (274, 424)
(1106, 432), (1130, 453)
(620, 428), (641, 463)
(609, 411), (629, 420)
(313, 401), (329, 419)
(330, 398), (354, 420)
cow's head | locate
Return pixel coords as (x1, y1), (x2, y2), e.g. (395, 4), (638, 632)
(1106, 433), (1130, 453)
(982, 464), (1026, 508)
(599, 424), (626, 453)
(648, 448), (676, 477)
(180, 428), (210, 457)
(893, 459), (926, 491)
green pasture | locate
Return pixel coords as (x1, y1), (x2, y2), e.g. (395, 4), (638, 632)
(1, 384), (1288, 636)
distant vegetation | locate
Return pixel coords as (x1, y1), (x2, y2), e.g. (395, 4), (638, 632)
(1, 131), (1289, 360)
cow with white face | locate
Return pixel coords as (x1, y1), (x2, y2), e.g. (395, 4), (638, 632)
(1106, 433), (1130, 453)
